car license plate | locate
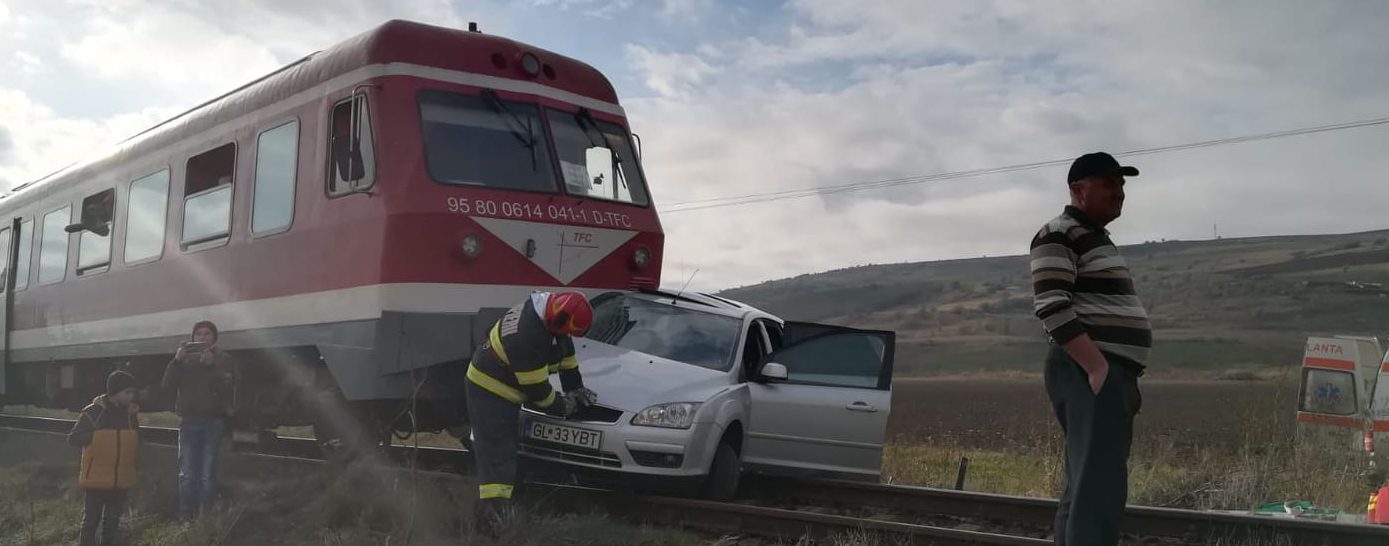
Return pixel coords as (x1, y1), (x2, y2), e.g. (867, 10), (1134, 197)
(527, 420), (602, 451)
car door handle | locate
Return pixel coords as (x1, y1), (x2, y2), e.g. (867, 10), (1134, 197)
(845, 402), (878, 413)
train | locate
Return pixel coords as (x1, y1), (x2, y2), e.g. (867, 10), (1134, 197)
(0, 20), (664, 453)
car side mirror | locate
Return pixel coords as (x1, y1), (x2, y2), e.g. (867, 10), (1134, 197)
(760, 362), (788, 381)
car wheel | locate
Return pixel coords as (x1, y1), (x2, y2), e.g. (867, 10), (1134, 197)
(702, 441), (741, 501)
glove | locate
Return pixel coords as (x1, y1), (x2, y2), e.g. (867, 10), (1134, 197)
(546, 392), (578, 418)
(570, 388), (599, 408)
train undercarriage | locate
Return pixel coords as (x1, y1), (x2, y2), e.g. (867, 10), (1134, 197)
(1, 344), (477, 459)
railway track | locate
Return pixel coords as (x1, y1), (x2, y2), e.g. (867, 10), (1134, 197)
(5, 414), (1388, 545)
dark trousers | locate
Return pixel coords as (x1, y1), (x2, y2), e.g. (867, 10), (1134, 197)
(1045, 345), (1142, 546)
(465, 381), (522, 528)
(79, 489), (127, 546)
(177, 417), (224, 520)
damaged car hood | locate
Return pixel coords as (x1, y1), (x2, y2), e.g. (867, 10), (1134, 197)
(568, 339), (734, 412)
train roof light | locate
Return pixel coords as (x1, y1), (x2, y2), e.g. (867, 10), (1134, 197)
(519, 52), (542, 77)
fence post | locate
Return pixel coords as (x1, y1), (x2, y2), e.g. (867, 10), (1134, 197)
(954, 456), (970, 491)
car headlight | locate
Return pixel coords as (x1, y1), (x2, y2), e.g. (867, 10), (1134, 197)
(631, 402), (700, 429)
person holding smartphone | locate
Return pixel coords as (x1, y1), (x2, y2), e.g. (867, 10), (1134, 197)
(160, 320), (238, 523)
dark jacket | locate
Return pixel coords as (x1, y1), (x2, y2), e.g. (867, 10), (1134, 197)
(161, 349), (237, 420)
(468, 296), (584, 409)
(68, 395), (139, 490)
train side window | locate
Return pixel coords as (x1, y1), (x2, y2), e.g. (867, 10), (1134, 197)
(328, 95), (375, 195)
(125, 169), (169, 264)
(183, 143), (235, 248)
(14, 218), (33, 291)
(74, 188), (115, 275)
(0, 227), (9, 292)
(39, 205), (71, 285)
(252, 120), (299, 235)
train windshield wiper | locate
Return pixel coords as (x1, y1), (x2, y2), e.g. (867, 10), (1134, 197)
(481, 89), (538, 169)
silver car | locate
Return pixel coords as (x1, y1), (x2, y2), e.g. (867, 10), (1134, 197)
(518, 289), (895, 499)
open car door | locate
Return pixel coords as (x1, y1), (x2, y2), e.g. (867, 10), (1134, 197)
(745, 321), (894, 480)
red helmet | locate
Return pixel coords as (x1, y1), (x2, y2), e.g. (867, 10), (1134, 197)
(543, 292), (593, 337)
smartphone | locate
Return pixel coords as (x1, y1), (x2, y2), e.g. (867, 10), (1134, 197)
(181, 341), (212, 353)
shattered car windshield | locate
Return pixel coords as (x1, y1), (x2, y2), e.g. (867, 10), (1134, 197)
(587, 293), (741, 372)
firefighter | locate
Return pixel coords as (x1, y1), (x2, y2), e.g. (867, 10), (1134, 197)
(465, 291), (598, 535)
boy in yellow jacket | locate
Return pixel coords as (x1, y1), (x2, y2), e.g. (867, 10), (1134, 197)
(68, 370), (140, 546)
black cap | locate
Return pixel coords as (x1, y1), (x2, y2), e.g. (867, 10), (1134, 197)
(106, 370), (136, 395)
(1067, 152), (1139, 183)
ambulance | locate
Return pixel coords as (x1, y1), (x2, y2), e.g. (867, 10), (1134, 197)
(1296, 336), (1389, 456)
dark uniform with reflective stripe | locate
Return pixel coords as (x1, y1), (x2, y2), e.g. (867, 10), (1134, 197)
(466, 296), (584, 519)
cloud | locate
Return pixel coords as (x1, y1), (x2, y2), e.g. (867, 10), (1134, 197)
(12, 51), (42, 74)
(528, 0), (634, 18)
(0, 0), (471, 189)
(660, 0), (714, 21)
(0, 87), (176, 189)
(625, 45), (717, 98)
(0, 88), (173, 190)
(3, 0), (1387, 295)
(60, 12), (283, 88)
(0, 126), (12, 162)
(624, 0), (1389, 291)
(57, 1), (469, 93)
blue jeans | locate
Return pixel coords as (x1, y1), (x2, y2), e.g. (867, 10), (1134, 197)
(177, 418), (224, 520)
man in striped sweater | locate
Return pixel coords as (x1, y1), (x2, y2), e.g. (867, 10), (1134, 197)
(1030, 152), (1150, 546)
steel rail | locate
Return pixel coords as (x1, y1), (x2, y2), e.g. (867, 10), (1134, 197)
(0, 418), (1045, 545)
(749, 475), (1389, 546)
(7, 414), (1387, 545)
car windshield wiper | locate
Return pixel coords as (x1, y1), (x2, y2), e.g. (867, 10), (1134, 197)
(481, 89), (538, 169)
(589, 304), (637, 347)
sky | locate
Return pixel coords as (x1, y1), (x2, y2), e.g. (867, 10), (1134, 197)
(1, 0), (1387, 291)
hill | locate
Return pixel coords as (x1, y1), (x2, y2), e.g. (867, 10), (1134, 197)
(720, 230), (1389, 376)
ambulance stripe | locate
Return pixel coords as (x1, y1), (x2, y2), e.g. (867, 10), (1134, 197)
(1296, 412), (1361, 429)
(1303, 357), (1357, 371)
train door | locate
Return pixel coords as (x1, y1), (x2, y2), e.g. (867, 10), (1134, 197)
(0, 218), (17, 398)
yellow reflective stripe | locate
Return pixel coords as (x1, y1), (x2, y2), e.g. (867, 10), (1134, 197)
(558, 355), (579, 370)
(479, 483), (514, 499)
(547, 363), (559, 373)
(467, 364), (524, 404)
(514, 367), (549, 385)
(489, 323), (511, 365)
(533, 390), (556, 408)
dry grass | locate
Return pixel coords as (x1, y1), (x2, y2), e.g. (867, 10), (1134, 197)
(0, 459), (735, 545)
(883, 375), (1378, 514)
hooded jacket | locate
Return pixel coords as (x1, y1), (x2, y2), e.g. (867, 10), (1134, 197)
(68, 395), (139, 490)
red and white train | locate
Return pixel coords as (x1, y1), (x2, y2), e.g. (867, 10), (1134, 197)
(0, 20), (664, 447)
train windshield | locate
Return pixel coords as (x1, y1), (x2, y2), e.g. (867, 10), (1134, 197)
(419, 89), (558, 192)
(546, 108), (649, 206)
(419, 89), (650, 205)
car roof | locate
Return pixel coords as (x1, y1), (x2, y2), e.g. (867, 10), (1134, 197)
(618, 288), (775, 321)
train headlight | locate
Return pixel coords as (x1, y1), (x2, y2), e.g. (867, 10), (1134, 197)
(461, 234), (483, 259)
(630, 246), (651, 271)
